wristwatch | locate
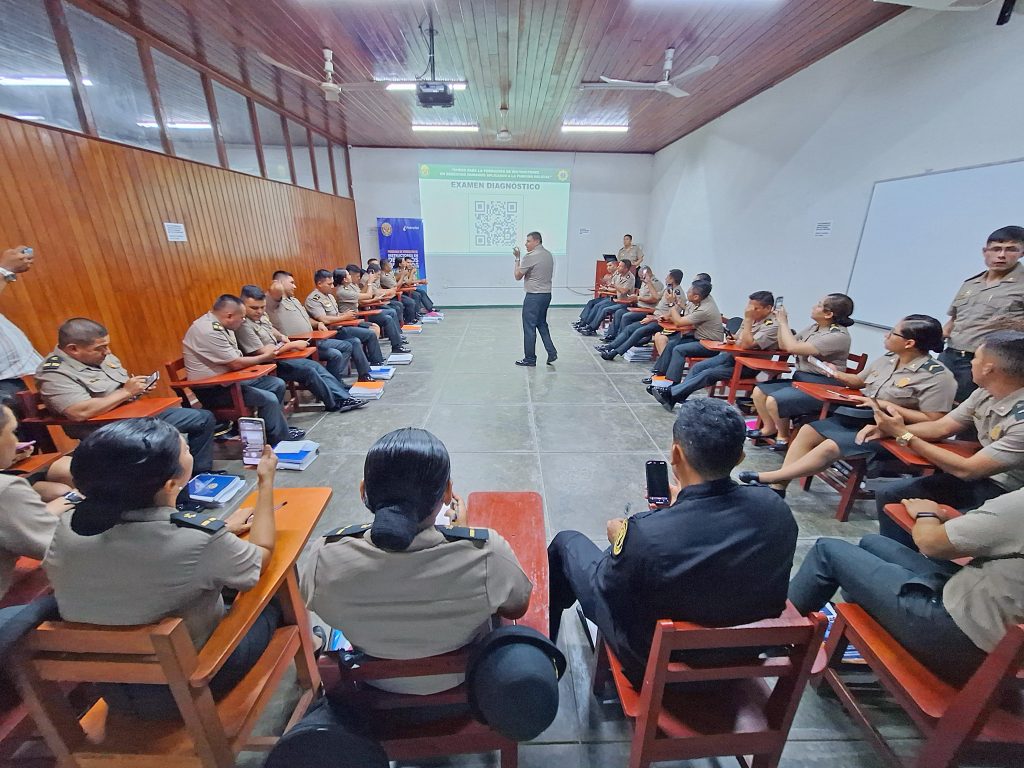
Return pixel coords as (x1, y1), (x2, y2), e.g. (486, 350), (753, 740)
(895, 431), (914, 447)
(914, 512), (940, 521)
(0, 267), (16, 283)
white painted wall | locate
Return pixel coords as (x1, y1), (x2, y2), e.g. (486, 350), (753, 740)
(644, 8), (1024, 353)
(350, 148), (653, 306)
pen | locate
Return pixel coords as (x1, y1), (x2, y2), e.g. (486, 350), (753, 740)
(246, 501), (287, 524)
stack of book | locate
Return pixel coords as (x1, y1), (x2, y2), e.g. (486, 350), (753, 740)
(420, 311), (444, 323)
(273, 440), (319, 471)
(188, 474), (245, 506)
(650, 375), (672, 389)
(401, 324), (423, 334)
(369, 365), (395, 380)
(349, 380), (385, 400)
(388, 352), (414, 365)
(623, 346), (654, 363)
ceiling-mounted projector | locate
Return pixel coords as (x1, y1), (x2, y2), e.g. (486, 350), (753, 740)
(416, 81), (455, 108)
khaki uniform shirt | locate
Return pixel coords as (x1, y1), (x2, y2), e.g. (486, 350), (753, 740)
(943, 489), (1024, 652)
(0, 474), (58, 599)
(182, 312), (242, 379)
(617, 244), (644, 266)
(948, 263), (1024, 353)
(301, 525), (532, 695)
(653, 288), (677, 319)
(43, 506), (261, 648)
(305, 289), (341, 321)
(744, 317), (780, 350)
(235, 316), (282, 356)
(793, 324), (851, 374)
(685, 296), (724, 342)
(637, 278), (664, 307)
(609, 271), (635, 299)
(267, 295), (314, 336)
(949, 386), (1024, 491)
(35, 347), (129, 416)
(520, 246), (553, 294)
(335, 284), (361, 313)
(379, 272), (397, 290)
(860, 353), (956, 412)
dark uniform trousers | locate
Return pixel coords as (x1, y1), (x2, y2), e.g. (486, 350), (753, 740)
(875, 473), (1006, 549)
(609, 319), (659, 357)
(651, 333), (695, 375)
(275, 358), (349, 411)
(583, 299), (617, 331)
(937, 348), (978, 404)
(312, 338), (355, 380)
(158, 407), (217, 475)
(195, 376), (290, 445)
(368, 310), (404, 348)
(398, 294), (418, 324)
(334, 325), (383, 367)
(665, 340), (719, 382)
(604, 305), (632, 338)
(788, 534), (985, 686)
(668, 352), (749, 402)
(522, 292), (556, 364)
(414, 287), (434, 312)
(548, 531), (607, 643)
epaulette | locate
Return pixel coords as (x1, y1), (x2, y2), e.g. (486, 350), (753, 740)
(324, 523), (371, 542)
(170, 511), (225, 533)
(920, 359), (944, 374)
(436, 525), (489, 542)
(212, 320), (224, 331)
(964, 269), (987, 282)
(41, 355), (62, 370)
(1013, 401), (1024, 422)
(762, 319), (774, 327)
(830, 323), (842, 331)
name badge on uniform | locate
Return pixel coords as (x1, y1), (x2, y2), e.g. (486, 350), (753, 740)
(991, 425), (1004, 440)
(612, 520), (628, 556)
(897, 377), (910, 388)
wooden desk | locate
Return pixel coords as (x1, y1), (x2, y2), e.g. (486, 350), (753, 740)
(878, 439), (982, 470)
(734, 356), (791, 375)
(701, 340), (783, 358)
(289, 330), (337, 341)
(467, 491), (548, 635)
(171, 364), (276, 389)
(882, 503), (971, 566)
(86, 396), (181, 422)
(356, 309), (382, 317)
(8, 450), (65, 476)
(614, 298), (636, 306)
(792, 381), (863, 420)
(274, 347), (316, 361)
(326, 319), (361, 327)
(195, 487), (331, 687)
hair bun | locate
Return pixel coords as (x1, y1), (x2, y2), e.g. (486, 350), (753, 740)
(370, 505), (419, 551)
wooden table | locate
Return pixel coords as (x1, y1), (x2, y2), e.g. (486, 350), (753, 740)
(356, 309), (382, 317)
(701, 340), (784, 358)
(882, 503), (970, 566)
(467, 491), (548, 634)
(274, 347), (316, 361)
(878, 438), (982, 471)
(172, 364), (276, 389)
(326, 319), (362, 327)
(86, 396), (182, 422)
(289, 330), (337, 341)
(792, 381), (863, 420)
(8, 450), (66, 476)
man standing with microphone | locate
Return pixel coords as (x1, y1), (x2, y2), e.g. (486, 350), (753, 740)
(513, 231), (557, 367)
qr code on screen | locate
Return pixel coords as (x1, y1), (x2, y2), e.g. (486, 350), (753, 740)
(473, 198), (521, 248)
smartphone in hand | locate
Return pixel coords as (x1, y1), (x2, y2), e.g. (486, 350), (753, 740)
(239, 417), (267, 466)
(646, 460), (671, 508)
(143, 370), (159, 390)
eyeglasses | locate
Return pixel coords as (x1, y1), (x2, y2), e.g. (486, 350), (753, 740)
(984, 245), (1023, 255)
(886, 329), (907, 339)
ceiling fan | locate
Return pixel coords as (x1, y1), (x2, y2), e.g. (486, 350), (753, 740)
(256, 48), (378, 102)
(580, 48), (719, 98)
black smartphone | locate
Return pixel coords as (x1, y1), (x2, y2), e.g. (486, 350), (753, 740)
(645, 460), (671, 507)
(775, 295), (784, 308)
(144, 370), (159, 389)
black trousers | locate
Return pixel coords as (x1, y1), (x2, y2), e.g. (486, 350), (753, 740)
(651, 333), (695, 376)
(789, 534), (985, 686)
(547, 531), (606, 643)
(522, 292), (556, 363)
(937, 348), (977, 404)
(875, 473), (1006, 549)
(336, 325), (383, 367)
(195, 376), (290, 444)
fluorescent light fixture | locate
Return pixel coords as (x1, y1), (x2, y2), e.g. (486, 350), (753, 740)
(411, 124), (478, 133)
(137, 121), (212, 130)
(385, 81), (467, 91)
(561, 124), (629, 133)
(12, 114), (45, 120)
(0, 77), (93, 87)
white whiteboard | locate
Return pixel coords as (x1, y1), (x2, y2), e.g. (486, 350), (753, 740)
(847, 159), (1024, 329)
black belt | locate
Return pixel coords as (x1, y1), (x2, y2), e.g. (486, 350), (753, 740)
(947, 349), (975, 359)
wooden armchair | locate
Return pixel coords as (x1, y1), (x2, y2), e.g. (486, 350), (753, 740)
(596, 603), (825, 768)
(164, 359), (276, 423)
(316, 491), (548, 768)
(820, 603), (1024, 768)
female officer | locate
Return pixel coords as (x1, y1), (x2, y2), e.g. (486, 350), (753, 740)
(740, 315), (955, 496)
(301, 428), (532, 695)
(748, 293), (855, 450)
(43, 418), (279, 718)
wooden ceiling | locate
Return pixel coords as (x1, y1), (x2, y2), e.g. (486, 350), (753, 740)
(79, 0), (905, 153)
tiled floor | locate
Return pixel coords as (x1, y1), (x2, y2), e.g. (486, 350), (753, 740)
(228, 309), (933, 768)
(227, 306), (922, 767)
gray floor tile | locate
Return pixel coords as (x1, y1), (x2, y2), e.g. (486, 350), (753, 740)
(529, 372), (627, 405)
(425, 404), (535, 452)
(438, 371), (531, 404)
(534, 405), (659, 453)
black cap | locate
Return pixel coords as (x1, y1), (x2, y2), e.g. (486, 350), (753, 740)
(465, 625), (567, 741)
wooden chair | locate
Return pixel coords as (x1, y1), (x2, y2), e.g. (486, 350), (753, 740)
(164, 359), (276, 423)
(316, 491), (548, 768)
(596, 603), (826, 768)
(820, 603), (1024, 768)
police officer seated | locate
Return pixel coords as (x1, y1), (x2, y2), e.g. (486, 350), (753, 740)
(182, 295), (305, 445)
(867, 330), (1024, 548)
(35, 318), (218, 474)
(42, 418), (281, 719)
(236, 286), (365, 414)
(738, 314), (955, 497)
(547, 398), (798, 689)
(306, 269), (385, 369)
(301, 428), (532, 695)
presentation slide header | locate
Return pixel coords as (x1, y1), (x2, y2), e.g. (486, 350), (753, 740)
(419, 164), (571, 183)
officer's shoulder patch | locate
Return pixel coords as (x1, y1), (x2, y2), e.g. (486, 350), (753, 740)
(436, 525), (489, 542)
(41, 355), (62, 370)
(324, 523), (371, 542)
(1013, 401), (1024, 422)
(211, 320), (224, 331)
(920, 359), (944, 375)
(170, 511), (225, 533)
(762, 319), (774, 326)
(829, 323), (842, 331)
(965, 269), (986, 282)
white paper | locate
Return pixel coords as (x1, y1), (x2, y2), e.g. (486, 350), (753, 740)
(814, 221), (833, 238)
(163, 222), (188, 242)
